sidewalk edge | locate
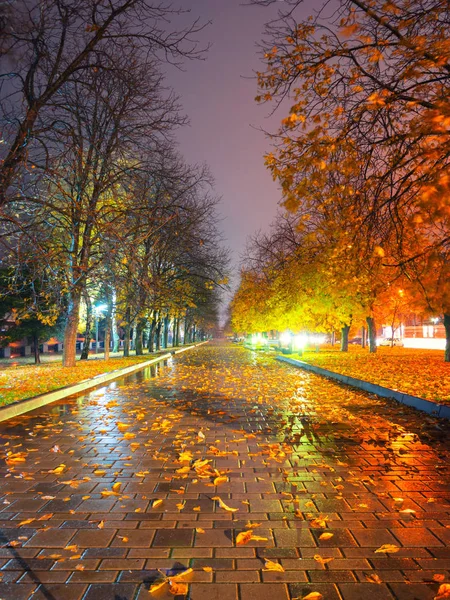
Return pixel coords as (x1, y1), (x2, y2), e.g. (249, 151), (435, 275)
(276, 355), (450, 419)
(0, 342), (208, 423)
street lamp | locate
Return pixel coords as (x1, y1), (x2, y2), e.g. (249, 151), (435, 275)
(94, 304), (107, 354)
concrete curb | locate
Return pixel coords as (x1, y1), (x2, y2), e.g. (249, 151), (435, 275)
(276, 355), (450, 420)
(0, 342), (208, 423)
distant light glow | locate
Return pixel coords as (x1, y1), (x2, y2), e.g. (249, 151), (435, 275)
(280, 332), (292, 345)
(403, 338), (445, 350)
(94, 304), (108, 316)
(293, 334), (307, 350)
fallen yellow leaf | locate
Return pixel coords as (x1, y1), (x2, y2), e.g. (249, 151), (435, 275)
(374, 544), (400, 554)
(211, 496), (238, 512)
(263, 559), (285, 572)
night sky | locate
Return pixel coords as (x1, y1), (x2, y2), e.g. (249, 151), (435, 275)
(165, 0), (286, 278)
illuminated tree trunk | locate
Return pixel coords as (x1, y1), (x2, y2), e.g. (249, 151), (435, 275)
(135, 319), (146, 356)
(340, 324), (350, 352)
(184, 314), (189, 344)
(444, 314), (450, 363)
(63, 289), (82, 367)
(103, 295), (113, 360)
(366, 316), (377, 354)
(174, 318), (180, 347)
(112, 313), (120, 352)
(80, 293), (92, 360)
(123, 306), (131, 357)
(163, 315), (169, 348)
(155, 319), (162, 351)
(148, 313), (157, 353)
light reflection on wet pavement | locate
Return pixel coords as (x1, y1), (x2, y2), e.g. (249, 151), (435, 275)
(0, 342), (449, 600)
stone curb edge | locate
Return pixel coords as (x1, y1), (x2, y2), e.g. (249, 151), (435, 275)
(276, 355), (450, 420)
(0, 341), (208, 423)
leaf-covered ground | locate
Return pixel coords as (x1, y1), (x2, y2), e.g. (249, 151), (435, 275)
(0, 342), (448, 599)
(296, 346), (450, 405)
(0, 354), (162, 404)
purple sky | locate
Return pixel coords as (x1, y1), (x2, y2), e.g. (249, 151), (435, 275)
(165, 0), (285, 278)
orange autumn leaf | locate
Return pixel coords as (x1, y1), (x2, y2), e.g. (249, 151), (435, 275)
(211, 496), (238, 512)
(263, 559), (285, 572)
(314, 554), (334, 565)
(169, 568), (193, 582)
(374, 544), (400, 554)
(245, 521), (262, 529)
(236, 530), (254, 545)
(213, 476), (228, 486)
(435, 584), (450, 600)
(116, 422), (130, 432)
(150, 580), (167, 594)
(168, 581), (188, 595)
(364, 572), (383, 584)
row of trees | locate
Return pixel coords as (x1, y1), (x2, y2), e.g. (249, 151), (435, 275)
(231, 0), (450, 361)
(0, 0), (228, 366)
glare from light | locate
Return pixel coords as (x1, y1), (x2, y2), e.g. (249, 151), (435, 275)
(280, 332), (292, 345)
(293, 334), (307, 350)
(94, 304), (108, 315)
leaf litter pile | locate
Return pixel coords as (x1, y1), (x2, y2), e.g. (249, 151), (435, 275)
(299, 346), (450, 404)
(0, 355), (156, 404)
(0, 342), (449, 599)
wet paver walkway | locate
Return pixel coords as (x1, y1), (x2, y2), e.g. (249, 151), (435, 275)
(0, 342), (449, 600)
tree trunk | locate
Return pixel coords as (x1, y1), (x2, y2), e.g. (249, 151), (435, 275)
(444, 314), (450, 362)
(340, 324), (350, 352)
(33, 332), (40, 364)
(0, 106), (39, 206)
(103, 296), (113, 361)
(366, 316), (377, 353)
(174, 318), (180, 347)
(63, 290), (82, 367)
(112, 307), (120, 353)
(135, 319), (146, 356)
(192, 323), (196, 343)
(80, 293), (92, 360)
(184, 315), (189, 344)
(123, 306), (131, 357)
(361, 326), (366, 349)
(163, 315), (169, 349)
(155, 319), (162, 351)
(148, 313), (157, 353)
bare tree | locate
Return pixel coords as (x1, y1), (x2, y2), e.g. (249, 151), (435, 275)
(0, 0), (206, 208)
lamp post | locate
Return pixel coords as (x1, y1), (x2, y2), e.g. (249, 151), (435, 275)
(94, 304), (107, 354)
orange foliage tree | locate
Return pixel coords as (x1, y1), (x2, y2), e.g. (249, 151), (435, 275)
(251, 0), (450, 360)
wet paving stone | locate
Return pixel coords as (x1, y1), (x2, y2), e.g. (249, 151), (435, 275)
(0, 342), (449, 599)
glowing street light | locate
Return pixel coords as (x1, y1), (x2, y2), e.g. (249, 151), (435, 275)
(293, 334), (308, 352)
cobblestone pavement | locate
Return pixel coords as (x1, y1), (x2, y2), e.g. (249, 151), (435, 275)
(0, 342), (449, 600)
